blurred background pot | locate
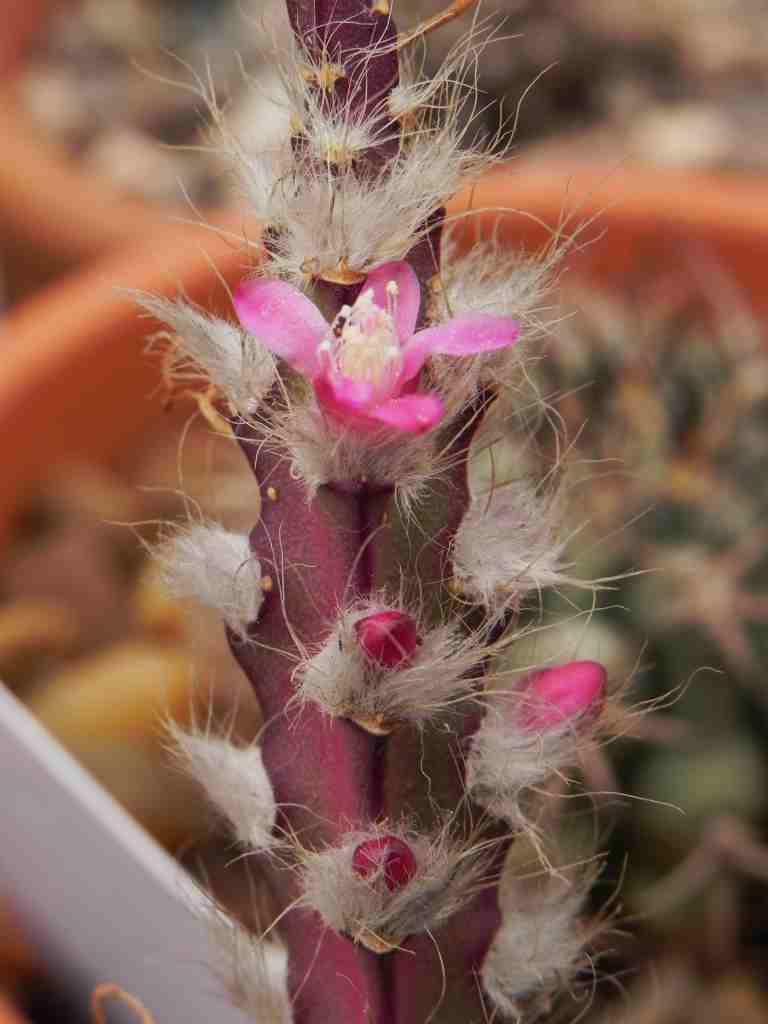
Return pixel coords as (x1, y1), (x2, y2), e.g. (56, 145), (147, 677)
(3, 158), (768, 538)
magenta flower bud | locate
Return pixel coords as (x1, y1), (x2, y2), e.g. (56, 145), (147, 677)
(354, 610), (420, 669)
(519, 661), (607, 732)
(352, 835), (418, 892)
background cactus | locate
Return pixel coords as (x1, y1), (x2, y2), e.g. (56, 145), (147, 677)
(511, 280), (768, 1018)
(137, 2), (624, 1022)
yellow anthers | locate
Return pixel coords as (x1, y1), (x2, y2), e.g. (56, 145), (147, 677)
(371, 0), (391, 14)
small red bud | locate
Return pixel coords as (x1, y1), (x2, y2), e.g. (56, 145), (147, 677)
(519, 661), (606, 732)
(354, 611), (419, 669)
(352, 835), (417, 892)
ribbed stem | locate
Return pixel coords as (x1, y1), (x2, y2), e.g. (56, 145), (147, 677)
(225, 5), (509, 1023)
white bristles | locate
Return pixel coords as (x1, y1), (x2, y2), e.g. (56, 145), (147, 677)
(452, 480), (572, 616)
(297, 601), (482, 727)
(156, 524), (264, 638)
(198, 900), (292, 1023)
(482, 877), (591, 1020)
(270, 402), (438, 514)
(169, 724), (276, 850)
(135, 294), (276, 414)
(466, 693), (589, 829)
(437, 230), (564, 341)
(301, 825), (488, 952)
(259, 132), (486, 285)
(198, 26), (495, 285)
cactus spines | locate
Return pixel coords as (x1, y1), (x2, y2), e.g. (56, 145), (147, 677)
(143, 2), (617, 1022)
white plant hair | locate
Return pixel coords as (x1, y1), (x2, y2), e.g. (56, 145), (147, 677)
(194, 15), (499, 285)
(465, 685), (600, 830)
(197, 897), (292, 1023)
(134, 293), (277, 415)
(296, 597), (485, 729)
(482, 874), (593, 1021)
(300, 822), (494, 953)
(435, 227), (565, 343)
(254, 132), (488, 285)
(262, 400), (440, 514)
(155, 523), (264, 638)
(452, 478), (574, 616)
(169, 722), (277, 851)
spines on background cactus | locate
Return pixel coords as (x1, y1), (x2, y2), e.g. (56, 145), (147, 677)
(138, 2), (619, 1022)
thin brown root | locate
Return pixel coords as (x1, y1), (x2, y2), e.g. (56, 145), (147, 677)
(398, 0), (479, 50)
(91, 984), (157, 1024)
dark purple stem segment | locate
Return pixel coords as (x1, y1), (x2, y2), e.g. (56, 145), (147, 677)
(229, 421), (386, 1024)
(380, 405), (509, 1024)
(286, 1), (398, 126)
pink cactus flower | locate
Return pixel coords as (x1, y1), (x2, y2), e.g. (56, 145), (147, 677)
(234, 260), (520, 435)
(518, 661), (607, 732)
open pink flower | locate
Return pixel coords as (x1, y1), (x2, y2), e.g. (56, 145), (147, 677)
(234, 260), (520, 435)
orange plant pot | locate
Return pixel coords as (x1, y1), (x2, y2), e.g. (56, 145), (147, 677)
(0, 995), (30, 1024)
(2, 161), (768, 545)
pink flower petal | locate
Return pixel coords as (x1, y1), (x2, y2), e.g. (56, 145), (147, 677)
(363, 261), (420, 342)
(315, 373), (376, 412)
(368, 392), (445, 434)
(401, 314), (521, 382)
(234, 279), (327, 376)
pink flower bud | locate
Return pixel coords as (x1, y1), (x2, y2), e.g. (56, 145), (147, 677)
(519, 661), (606, 732)
(352, 836), (418, 892)
(354, 610), (419, 669)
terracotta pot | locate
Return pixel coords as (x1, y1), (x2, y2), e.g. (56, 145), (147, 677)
(0, 995), (29, 1024)
(456, 162), (768, 319)
(0, 95), (162, 291)
(0, 212), (251, 544)
(0, 0), (50, 79)
(2, 162), (768, 546)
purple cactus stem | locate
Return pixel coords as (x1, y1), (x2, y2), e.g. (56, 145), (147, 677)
(223, 3), (526, 1022)
(352, 835), (418, 892)
(355, 611), (420, 669)
(286, 1), (398, 125)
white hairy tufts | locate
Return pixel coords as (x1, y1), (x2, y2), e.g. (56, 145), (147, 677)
(301, 824), (490, 950)
(452, 480), (573, 616)
(262, 132), (486, 284)
(198, 899), (292, 1023)
(156, 524), (264, 638)
(482, 876), (592, 1020)
(437, 229), (565, 342)
(196, 24), (497, 284)
(297, 600), (483, 727)
(267, 402), (439, 515)
(134, 293), (276, 414)
(465, 688), (597, 829)
(169, 723), (277, 850)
